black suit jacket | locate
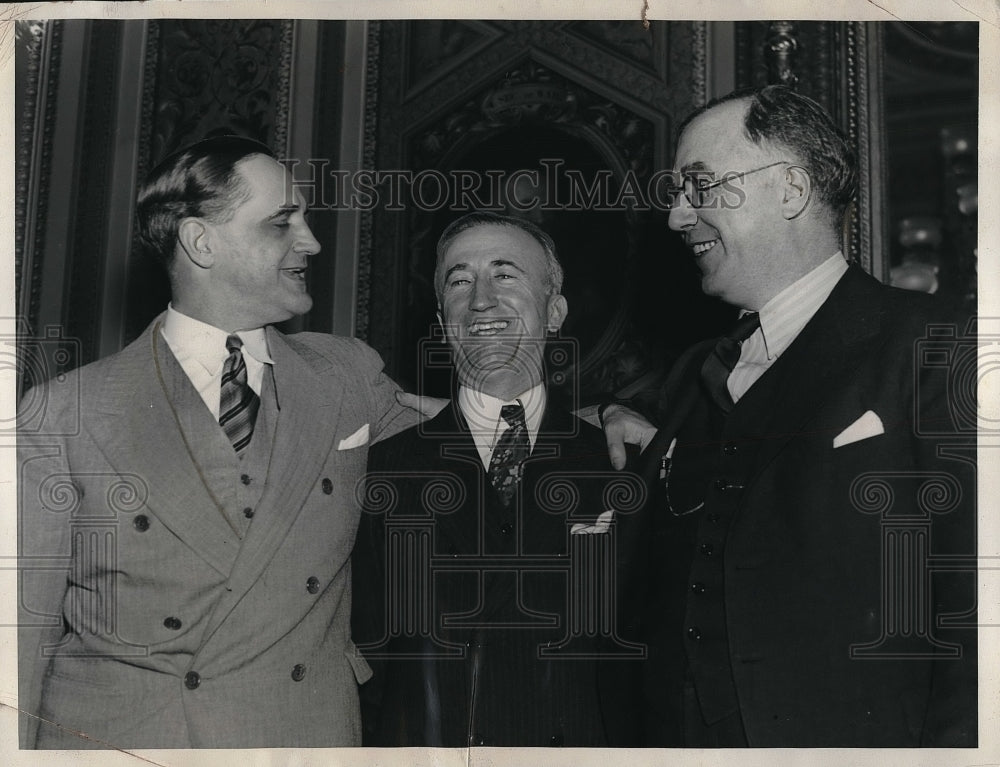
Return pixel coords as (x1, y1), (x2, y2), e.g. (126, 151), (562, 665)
(352, 402), (648, 747)
(639, 265), (977, 746)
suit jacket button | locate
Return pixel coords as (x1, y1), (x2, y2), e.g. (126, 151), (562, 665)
(163, 616), (182, 630)
(240, 473), (251, 485)
(291, 664), (307, 681)
(690, 582), (706, 594)
(306, 576), (320, 594)
(243, 507), (254, 519)
(184, 671), (200, 689)
(133, 515), (150, 532)
(471, 733), (485, 746)
(550, 733), (564, 746)
(699, 542), (714, 556)
(723, 443), (738, 456)
(322, 478), (333, 495)
(713, 478), (728, 491)
(500, 522), (514, 535)
(687, 626), (702, 641)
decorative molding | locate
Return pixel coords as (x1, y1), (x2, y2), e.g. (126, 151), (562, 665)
(691, 20), (707, 107)
(409, 59), (655, 181)
(765, 21), (800, 88)
(565, 20), (668, 81)
(401, 20), (504, 102)
(355, 20), (380, 342)
(273, 19), (294, 154)
(16, 19), (58, 352)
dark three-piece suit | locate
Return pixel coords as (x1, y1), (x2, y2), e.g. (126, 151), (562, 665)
(638, 265), (977, 746)
(352, 402), (647, 747)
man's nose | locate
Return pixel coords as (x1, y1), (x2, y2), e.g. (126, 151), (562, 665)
(668, 192), (698, 231)
(295, 221), (322, 255)
(469, 280), (497, 310)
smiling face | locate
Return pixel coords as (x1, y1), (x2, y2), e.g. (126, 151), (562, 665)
(668, 99), (794, 310)
(197, 154), (321, 330)
(437, 223), (567, 400)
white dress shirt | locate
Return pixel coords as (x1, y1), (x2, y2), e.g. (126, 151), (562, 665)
(160, 305), (274, 418)
(729, 252), (849, 404)
(457, 383), (546, 471)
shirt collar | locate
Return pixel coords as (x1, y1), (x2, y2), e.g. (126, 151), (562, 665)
(458, 383), (546, 452)
(162, 304), (273, 374)
(755, 252), (848, 360)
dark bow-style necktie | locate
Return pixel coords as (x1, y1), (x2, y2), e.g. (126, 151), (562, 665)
(488, 402), (530, 505)
(219, 334), (260, 453)
(700, 312), (761, 412)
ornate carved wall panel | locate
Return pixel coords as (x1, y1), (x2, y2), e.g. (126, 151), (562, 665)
(364, 20), (714, 402)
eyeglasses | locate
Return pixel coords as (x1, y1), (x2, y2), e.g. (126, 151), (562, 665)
(663, 161), (791, 209)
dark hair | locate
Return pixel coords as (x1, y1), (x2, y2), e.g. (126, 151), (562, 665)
(682, 85), (857, 222)
(434, 211), (564, 301)
(135, 135), (275, 265)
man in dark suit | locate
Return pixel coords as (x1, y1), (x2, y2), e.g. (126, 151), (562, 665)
(352, 212), (647, 747)
(18, 136), (418, 748)
(603, 85), (976, 747)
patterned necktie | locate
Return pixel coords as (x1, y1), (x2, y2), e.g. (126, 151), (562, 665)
(219, 334), (260, 453)
(488, 403), (530, 505)
(700, 312), (761, 412)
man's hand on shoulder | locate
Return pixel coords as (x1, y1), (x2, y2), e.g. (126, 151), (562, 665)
(395, 391), (448, 419)
(601, 403), (657, 470)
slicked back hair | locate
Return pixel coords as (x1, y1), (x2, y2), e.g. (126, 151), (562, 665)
(135, 135), (275, 267)
(681, 85), (857, 224)
(434, 212), (564, 303)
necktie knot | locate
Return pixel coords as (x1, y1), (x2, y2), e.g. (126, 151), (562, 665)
(729, 312), (761, 343)
(500, 403), (526, 429)
(220, 335), (259, 454)
(701, 312), (760, 412)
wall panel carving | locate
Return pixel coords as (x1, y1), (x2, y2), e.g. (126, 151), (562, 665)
(147, 19), (290, 163)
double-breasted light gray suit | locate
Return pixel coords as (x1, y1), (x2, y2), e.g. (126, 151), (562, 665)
(18, 314), (415, 748)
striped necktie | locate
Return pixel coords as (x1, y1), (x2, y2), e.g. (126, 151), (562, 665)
(219, 334), (260, 453)
(700, 312), (761, 412)
(488, 402), (530, 506)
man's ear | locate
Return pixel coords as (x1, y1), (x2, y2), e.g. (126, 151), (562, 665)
(781, 165), (811, 220)
(177, 218), (214, 268)
(546, 294), (568, 333)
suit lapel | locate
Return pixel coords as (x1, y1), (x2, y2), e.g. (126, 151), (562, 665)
(426, 404), (486, 558)
(201, 328), (345, 640)
(92, 318), (241, 577)
(642, 339), (716, 482)
(734, 266), (883, 491)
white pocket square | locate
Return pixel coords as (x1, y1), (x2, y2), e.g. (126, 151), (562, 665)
(833, 410), (884, 448)
(571, 509), (615, 535)
(337, 423), (370, 450)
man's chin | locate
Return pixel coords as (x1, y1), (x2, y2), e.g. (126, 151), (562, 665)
(456, 352), (544, 395)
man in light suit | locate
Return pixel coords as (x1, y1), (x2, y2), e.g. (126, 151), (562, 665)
(18, 135), (417, 748)
(352, 212), (648, 747)
(603, 85), (976, 746)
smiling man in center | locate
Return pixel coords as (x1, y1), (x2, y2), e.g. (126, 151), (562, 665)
(352, 211), (647, 747)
